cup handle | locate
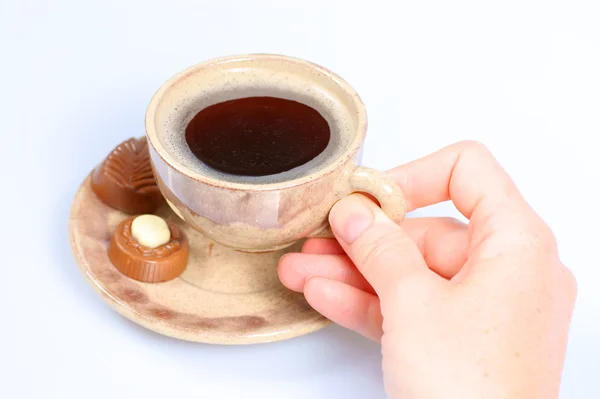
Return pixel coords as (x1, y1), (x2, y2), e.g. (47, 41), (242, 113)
(309, 166), (407, 238)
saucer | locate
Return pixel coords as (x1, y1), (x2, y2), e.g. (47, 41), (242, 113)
(69, 174), (330, 344)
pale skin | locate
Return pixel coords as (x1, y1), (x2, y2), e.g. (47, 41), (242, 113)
(278, 141), (577, 399)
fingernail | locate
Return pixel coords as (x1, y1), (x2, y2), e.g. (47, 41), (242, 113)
(329, 196), (373, 243)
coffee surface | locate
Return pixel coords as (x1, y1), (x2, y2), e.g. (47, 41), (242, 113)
(185, 97), (331, 176)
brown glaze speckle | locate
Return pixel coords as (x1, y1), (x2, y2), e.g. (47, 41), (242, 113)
(236, 315), (268, 329)
(149, 307), (178, 320)
(98, 269), (122, 284)
(120, 288), (149, 304)
(191, 319), (219, 330)
(188, 316), (268, 331)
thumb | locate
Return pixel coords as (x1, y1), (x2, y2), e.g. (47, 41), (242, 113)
(329, 194), (439, 299)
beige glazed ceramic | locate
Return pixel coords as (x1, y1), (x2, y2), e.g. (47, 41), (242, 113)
(70, 175), (329, 344)
(146, 54), (406, 252)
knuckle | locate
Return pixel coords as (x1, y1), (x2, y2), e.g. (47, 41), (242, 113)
(525, 219), (559, 252)
(504, 211), (559, 256)
(460, 140), (491, 157)
(539, 224), (558, 248)
(560, 266), (578, 300)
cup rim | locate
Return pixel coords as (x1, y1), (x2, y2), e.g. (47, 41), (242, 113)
(145, 53), (367, 192)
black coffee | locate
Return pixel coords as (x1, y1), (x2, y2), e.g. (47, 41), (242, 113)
(184, 96), (331, 176)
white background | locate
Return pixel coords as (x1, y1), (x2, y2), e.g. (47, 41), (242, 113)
(1, 0), (599, 398)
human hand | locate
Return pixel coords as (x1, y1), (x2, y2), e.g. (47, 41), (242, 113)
(278, 141), (577, 398)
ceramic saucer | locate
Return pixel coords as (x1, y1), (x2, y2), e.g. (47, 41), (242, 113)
(69, 174), (329, 344)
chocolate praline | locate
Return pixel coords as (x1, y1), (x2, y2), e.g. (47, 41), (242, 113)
(108, 216), (189, 283)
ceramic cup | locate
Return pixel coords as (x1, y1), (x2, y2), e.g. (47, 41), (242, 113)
(145, 54), (406, 252)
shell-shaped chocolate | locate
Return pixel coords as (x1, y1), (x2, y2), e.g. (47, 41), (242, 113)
(92, 137), (163, 214)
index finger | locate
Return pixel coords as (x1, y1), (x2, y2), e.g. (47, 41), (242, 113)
(388, 140), (524, 223)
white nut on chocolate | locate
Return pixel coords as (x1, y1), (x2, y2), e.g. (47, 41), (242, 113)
(131, 214), (171, 249)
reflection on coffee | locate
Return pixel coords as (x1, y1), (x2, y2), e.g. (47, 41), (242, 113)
(184, 97), (331, 176)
